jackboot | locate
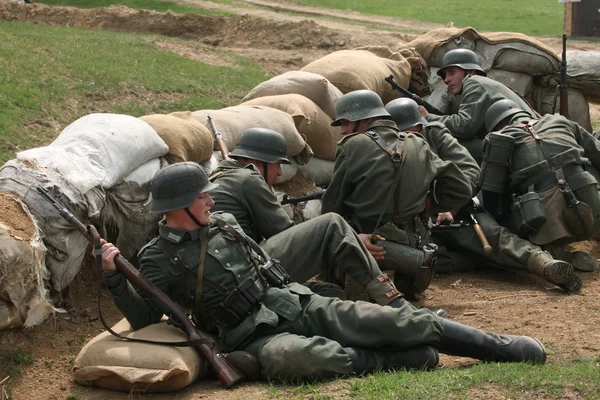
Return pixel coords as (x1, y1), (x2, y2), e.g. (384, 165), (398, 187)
(225, 351), (261, 381)
(344, 345), (439, 374)
(437, 319), (546, 364)
(527, 250), (582, 293)
(387, 296), (448, 318)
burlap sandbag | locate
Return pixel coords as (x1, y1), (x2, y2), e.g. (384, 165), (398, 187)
(300, 48), (412, 104)
(191, 105), (313, 165)
(241, 94), (341, 161)
(73, 319), (210, 393)
(242, 71), (344, 120)
(0, 193), (54, 330)
(139, 112), (214, 164)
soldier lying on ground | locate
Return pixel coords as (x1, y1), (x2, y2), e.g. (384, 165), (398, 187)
(482, 99), (600, 274)
(208, 127), (405, 308)
(385, 98), (582, 293)
(422, 49), (537, 164)
(101, 162), (546, 383)
(322, 90), (472, 298)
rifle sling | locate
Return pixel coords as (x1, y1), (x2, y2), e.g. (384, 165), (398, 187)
(92, 226), (215, 348)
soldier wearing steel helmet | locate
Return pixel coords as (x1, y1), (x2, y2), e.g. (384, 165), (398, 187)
(482, 99), (600, 274)
(423, 49), (537, 164)
(209, 127), (407, 308)
(100, 161), (546, 383)
(385, 98), (582, 293)
(322, 90), (473, 297)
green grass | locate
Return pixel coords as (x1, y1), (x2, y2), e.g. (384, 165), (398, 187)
(37, 0), (225, 15)
(267, 358), (600, 399)
(0, 20), (269, 163)
(0, 347), (34, 378)
(285, 0), (564, 36)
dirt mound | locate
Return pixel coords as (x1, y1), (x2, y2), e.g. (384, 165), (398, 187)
(0, 2), (352, 51)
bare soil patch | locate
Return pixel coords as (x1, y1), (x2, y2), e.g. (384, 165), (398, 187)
(1, 1), (600, 399)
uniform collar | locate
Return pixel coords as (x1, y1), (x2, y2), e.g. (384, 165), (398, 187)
(365, 118), (399, 131)
(158, 218), (209, 243)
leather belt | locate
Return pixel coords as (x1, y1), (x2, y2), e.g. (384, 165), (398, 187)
(532, 163), (584, 192)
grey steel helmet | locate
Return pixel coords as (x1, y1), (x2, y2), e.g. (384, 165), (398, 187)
(150, 162), (218, 213)
(228, 127), (291, 164)
(484, 99), (524, 132)
(385, 98), (427, 131)
(331, 90), (391, 126)
(437, 49), (487, 79)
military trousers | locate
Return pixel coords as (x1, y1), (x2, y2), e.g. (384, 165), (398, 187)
(242, 292), (443, 382)
(260, 212), (382, 288)
(432, 211), (541, 271)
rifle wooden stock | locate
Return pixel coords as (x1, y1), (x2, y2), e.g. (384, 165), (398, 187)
(208, 114), (231, 161)
(36, 187), (243, 388)
(385, 75), (444, 115)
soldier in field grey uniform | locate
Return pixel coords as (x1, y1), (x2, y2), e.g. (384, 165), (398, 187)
(322, 90), (473, 297)
(101, 162), (546, 382)
(385, 98), (582, 293)
(209, 127), (405, 308)
(483, 99), (600, 275)
(423, 49), (537, 164)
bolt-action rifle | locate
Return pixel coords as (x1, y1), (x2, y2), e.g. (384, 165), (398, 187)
(553, 34), (569, 118)
(36, 187), (243, 388)
(281, 189), (326, 205)
(208, 114), (231, 161)
(385, 75), (444, 115)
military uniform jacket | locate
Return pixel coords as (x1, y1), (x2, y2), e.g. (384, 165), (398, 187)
(426, 75), (536, 140)
(419, 121), (480, 197)
(104, 212), (312, 351)
(209, 160), (293, 243)
(321, 119), (472, 237)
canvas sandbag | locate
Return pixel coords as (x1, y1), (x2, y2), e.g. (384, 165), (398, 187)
(73, 318), (210, 393)
(191, 105), (313, 164)
(566, 50), (600, 103)
(300, 48), (412, 104)
(242, 94), (341, 160)
(139, 112), (213, 164)
(17, 114), (169, 194)
(0, 193), (56, 330)
(487, 69), (534, 97)
(242, 70), (344, 120)
(533, 85), (592, 132)
(298, 157), (335, 186)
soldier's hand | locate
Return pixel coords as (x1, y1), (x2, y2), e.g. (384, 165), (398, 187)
(359, 233), (386, 260)
(101, 239), (119, 271)
(435, 212), (454, 226)
(418, 105), (429, 117)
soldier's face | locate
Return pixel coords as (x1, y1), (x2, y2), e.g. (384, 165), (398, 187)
(265, 161), (283, 188)
(188, 192), (215, 225)
(339, 120), (370, 135)
(443, 67), (466, 94)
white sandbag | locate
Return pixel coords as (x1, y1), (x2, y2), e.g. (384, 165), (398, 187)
(202, 151), (222, 176)
(241, 94), (341, 161)
(242, 71), (344, 120)
(487, 69), (534, 97)
(566, 50), (600, 103)
(301, 48), (412, 104)
(275, 157), (299, 185)
(73, 319), (209, 393)
(533, 86), (592, 132)
(17, 114), (169, 194)
(302, 199), (323, 221)
(191, 106), (313, 165)
(298, 157), (335, 186)
(0, 193), (57, 330)
(123, 158), (164, 185)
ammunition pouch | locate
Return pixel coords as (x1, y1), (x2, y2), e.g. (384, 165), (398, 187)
(372, 240), (437, 294)
(511, 190), (547, 236)
(259, 259), (291, 287)
(215, 276), (266, 328)
(478, 133), (515, 193)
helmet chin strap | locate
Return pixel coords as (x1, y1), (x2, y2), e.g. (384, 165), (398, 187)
(262, 161), (269, 188)
(184, 207), (204, 227)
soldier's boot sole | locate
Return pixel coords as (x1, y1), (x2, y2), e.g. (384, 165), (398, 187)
(543, 260), (582, 293)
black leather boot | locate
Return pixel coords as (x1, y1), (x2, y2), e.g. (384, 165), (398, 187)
(344, 345), (439, 374)
(437, 319), (546, 363)
(225, 351), (261, 381)
(388, 297), (448, 318)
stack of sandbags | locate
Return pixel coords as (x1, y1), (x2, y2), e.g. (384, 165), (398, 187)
(139, 111), (214, 164)
(191, 105), (314, 166)
(566, 50), (600, 104)
(241, 93), (341, 161)
(0, 193), (57, 330)
(16, 114), (169, 194)
(301, 47), (412, 104)
(242, 71), (343, 120)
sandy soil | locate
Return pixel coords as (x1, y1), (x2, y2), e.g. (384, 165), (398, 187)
(1, 1), (600, 399)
